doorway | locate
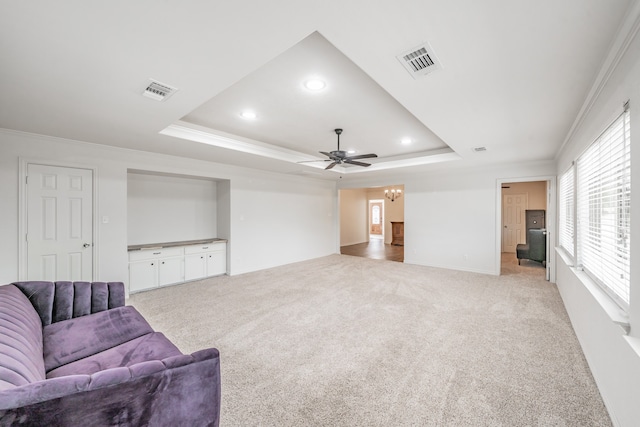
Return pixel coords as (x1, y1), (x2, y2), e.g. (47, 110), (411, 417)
(369, 199), (384, 241)
(338, 187), (404, 263)
(497, 178), (554, 281)
(20, 162), (95, 281)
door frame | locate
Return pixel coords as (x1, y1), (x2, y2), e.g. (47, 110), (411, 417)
(18, 158), (99, 281)
(495, 176), (556, 282)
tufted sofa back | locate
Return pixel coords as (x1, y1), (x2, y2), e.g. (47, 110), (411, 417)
(12, 281), (125, 326)
(0, 285), (46, 390)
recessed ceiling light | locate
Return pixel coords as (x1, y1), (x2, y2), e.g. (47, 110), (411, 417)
(240, 110), (257, 120)
(401, 137), (412, 145)
(303, 79), (326, 91)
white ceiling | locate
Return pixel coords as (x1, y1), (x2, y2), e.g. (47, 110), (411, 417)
(0, 1), (634, 179)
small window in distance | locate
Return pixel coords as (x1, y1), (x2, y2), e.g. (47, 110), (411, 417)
(576, 108), (630, 308)
(559, 165), (575, 259)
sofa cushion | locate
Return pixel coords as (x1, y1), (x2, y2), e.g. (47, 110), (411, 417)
(0, 285), (46, 390)
(43, 306), (154, 372)
(47, 332), (183, 378)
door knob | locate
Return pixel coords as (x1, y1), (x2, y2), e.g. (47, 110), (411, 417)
(83, 243), (91, 248)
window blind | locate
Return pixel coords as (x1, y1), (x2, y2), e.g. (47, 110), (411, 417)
(559, 166), (575, 258)
(576, 109), (631, 308)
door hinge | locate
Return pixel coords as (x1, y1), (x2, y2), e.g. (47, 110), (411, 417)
(25, 176), (28, 184)
(25, 233), (28, 242)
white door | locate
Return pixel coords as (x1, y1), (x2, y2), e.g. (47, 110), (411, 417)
(26, 164), (93, 281)
(502, 193), (527, 253)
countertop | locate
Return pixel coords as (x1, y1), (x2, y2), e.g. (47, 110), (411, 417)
(128, 238), (227, 251)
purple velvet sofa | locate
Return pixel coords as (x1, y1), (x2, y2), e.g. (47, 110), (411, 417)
(0, 281), (220, 426)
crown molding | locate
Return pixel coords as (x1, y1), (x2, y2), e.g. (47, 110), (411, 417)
(161, 120), (459, 174)
(556, 0), (640, 159)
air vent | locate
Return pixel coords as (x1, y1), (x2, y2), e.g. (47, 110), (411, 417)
(473, 146), (487, 152)
(397, 43), (442, 79)
(142, 79), (178, 101)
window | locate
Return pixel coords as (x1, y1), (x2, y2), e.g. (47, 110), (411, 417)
(576, 108), (630, 308)
(372, 206), (380, 225)
(559, 165), (575, 258)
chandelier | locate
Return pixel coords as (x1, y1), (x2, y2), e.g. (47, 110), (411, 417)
(384, 188), (402, 202)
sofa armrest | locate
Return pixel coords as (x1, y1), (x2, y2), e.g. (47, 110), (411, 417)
(12, 281), (126, 326)
(0, 348), (221, 427)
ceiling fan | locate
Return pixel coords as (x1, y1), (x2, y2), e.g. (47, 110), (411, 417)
(301, 129), (378, 170)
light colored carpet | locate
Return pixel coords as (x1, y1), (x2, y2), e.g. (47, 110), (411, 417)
(129, 254), (611, 426)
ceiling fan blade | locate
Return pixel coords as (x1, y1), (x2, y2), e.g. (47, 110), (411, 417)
(346, 153), (378, 160)
(297, 159), (332, 163)
(325, 162), (338, 170)
(319, 151), (332, 158)
(344, 159), (371, 167)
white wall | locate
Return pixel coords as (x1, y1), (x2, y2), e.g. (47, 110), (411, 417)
(127, 172), (218, 245)
(339, 188), (368, 246)
(554, 18), (640, 426)
(0, 130), (337, 288)
(341, 162), (555, 275)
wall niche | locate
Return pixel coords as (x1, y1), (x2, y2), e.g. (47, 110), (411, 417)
(127, 170), (230, 245)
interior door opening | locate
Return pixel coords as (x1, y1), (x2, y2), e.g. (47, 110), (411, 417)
(498, 179), (552, 281)
(369, 199), (384, 241)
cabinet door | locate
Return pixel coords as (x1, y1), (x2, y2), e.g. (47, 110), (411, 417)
(129, 260), (157, 293)
(184, 253), (207, 281)
(207, 250), (226, 276)
(158, 256), (184, 286)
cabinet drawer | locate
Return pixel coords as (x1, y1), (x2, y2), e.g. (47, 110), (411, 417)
(129, 246), (184, 261)
(184, 242), (225, 255)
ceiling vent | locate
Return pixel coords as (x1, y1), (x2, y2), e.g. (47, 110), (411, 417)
(142, 79), (178, 101)
(397, 42), (442, 79)
(473, 146), (487, 152)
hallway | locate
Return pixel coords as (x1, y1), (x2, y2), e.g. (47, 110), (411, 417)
(340, 239), (404, 262)
(500, 252), (546, 277)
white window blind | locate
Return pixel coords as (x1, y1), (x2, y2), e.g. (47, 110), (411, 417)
(559, 165), (575, 258)
(576, 109), (631, 308)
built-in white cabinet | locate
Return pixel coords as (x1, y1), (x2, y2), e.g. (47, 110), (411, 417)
(158, 256), (184, 286)
(128, 241), (227, 293)
(207, 246), (227, 276)
(129, 260), (156, 293)
(128, 247), (184, 293)
(184, 242), (227, 281)
(185, 252), (207, 281)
